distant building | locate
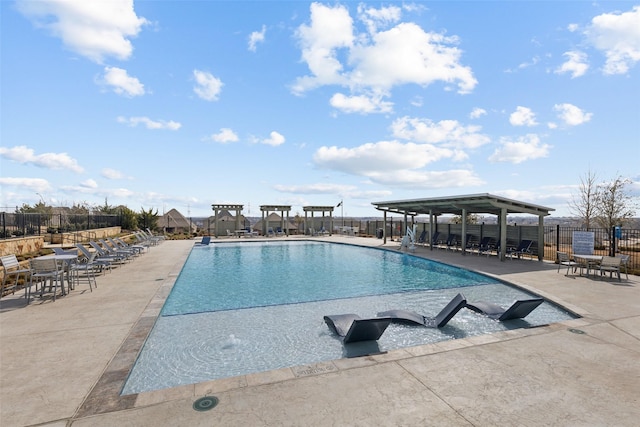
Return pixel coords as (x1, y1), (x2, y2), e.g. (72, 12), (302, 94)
(158, 208), (197, 234)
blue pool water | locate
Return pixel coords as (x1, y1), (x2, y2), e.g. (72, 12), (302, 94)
(122, 241), (575, 394)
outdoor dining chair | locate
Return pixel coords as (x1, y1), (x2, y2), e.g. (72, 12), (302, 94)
(1, 254), (30, 298)
(557, 251), (579, 276)
(29, 258), (66, 302)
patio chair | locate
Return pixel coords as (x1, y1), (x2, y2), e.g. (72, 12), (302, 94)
(98, 239), (134, 261)
(323, 314), (392, 344)
(506, 240), (533, 259)
(90, 241), (129, 264)
(146, 228), (166, 242)
(195, 236), (211, 245)
(466, 297), (544, 321)
(76, 244), (114, 273)
(416, 230), (427, 245)
(557, 251), (579, 275)
(617, 255), (630, 280)
(598, 256), (622, 281)
(438, 234), (457, 251)
(69, 251), (99, 291)
(476, 237), (495, 257)
(429, 231), (441, 248)
(377, 293), (467, 328)
(1, 254), (30, 298)
(113, 237), (146, 255)
(29, 258), (66, 302)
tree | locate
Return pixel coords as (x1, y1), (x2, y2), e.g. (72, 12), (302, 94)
(451, 213), (480, 224)
(594, 175), (636, 236)
(569, 169), (598, 229)
(138, 207), (159, 231)
(120, 206), (139, 230)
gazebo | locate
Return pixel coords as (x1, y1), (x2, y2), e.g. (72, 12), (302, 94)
(259, 205), (291, 236)
(372, 193), (554, 261)
(211, 204), (244, 237)
(302, 206), (336, 235)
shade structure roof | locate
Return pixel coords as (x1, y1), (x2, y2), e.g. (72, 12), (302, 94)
(372, 193), (554, 217)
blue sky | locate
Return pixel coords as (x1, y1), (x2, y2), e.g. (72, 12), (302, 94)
(1, 1), (639, 219)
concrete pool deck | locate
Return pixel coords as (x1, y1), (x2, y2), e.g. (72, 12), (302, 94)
(1, 236), (638, 426)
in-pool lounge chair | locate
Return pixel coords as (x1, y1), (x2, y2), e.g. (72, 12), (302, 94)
(195, 236), (211, 245)
(377, 293), (467, 328)
(323, 314), (392, 343)
(466, 297), (544, 321)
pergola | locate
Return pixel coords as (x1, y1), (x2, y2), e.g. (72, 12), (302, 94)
(260, 205), (291, 236)
(372, 193), (554, 261)
(303, 206), (335, 235)
(211, 204), (244, 237)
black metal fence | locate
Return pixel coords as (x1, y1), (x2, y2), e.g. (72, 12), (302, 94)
(0, 212), (122, 239)
(338, 219), (639, 272)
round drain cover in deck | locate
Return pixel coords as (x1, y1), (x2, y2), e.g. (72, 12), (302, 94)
(193, 396), (219, 412)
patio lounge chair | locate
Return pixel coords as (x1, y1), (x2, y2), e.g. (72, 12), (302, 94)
(439, 234), (457, 251)
(323, 314), (392, 343)
(476, 236), (495, 256)
(466, 297), (544, 321)
(429, 231), (441, 248)
(416, 230), (427, 245)
(377, 293), (467, 328)
(506, 239), (533, 259)
(76, 243), (115, 272)
(195, 236), (211, 245)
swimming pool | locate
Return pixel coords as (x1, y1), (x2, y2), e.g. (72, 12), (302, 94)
(122, 241), (575, 394)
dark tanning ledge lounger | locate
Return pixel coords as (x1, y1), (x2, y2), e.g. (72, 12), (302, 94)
(377, 293), (467, 328)
(323, 314), (392, 344)
(466, 298), (544, 321)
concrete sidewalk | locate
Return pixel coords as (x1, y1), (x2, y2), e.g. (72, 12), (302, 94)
(1, 237), (638, 426)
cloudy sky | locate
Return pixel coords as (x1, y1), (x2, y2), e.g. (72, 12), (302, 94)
(1, 0), (639, 218)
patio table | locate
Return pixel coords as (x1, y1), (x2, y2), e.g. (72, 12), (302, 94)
(35, 254), (79, 293)
(572, 254), (603, 277)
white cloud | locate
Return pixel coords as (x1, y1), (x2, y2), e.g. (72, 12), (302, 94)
(0, 177), (51, 192)
(365, 169), (484, 189)
(553, 103), (593, 126)
(260, 131), (285, 146)
(101, 168), (126, 180)
(101, 67), (145, 97)
(330, 92), (393, 114)
(567, 23), (579, 32)
(193, 70), (223, 101)
(469, 108), (487, 119)
(292, 3), (476, 102)
(555, 51), (589, 78)
(312, 138), (484, 188)
(586, 5), (640, 75)
(273, 183), (357, 194)
(80, 179), (98, 189)
(117, 116), (181, 130)
(248, 25), (266, 52)
(391, 117), (491, 150)
(509, 106), (538, 127)
(16, 0), (148, 63)
(0, 145), (84, 173)
(357, 3), (402, 34)
(207, 128), (239, 144)
(489, 134), (551, 164)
